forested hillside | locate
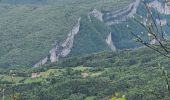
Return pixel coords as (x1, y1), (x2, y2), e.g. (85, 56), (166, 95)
(0, 47), (170, 100)
(1, 0), (170, 100)
(0, 0), (134, 67)
(1, 0), (170, 68)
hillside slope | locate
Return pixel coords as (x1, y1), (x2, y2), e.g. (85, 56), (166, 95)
(0, 0), (170, 67)
(0, 0), (133, 67)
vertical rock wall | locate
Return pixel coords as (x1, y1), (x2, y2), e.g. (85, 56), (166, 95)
(88, 9), (103, 21)
(106, 33), (116, 51)
(34, 57), (48, 67)
(148, 0), (170, 15)
(60, 18), (81, 57)
(105, 0), (140, 25)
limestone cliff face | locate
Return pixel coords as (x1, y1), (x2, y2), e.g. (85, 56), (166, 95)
(156, 19), (167, 26)
(106, 33), (116, 51)
(147, 0), (169, 44)
(34, 18), (81, 67)
(34, 57), (48, 67)
(60, 18), (81, 57)
(140, 0), (169, 27)
(148, 0), (170, 15)
(49, 46), (59, 62)
(105, 0), (140, 25)
(150, 39), (159, 45)
(88, 9), (103, 21)
(104, 0), (169, 26)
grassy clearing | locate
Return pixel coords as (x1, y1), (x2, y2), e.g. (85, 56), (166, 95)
(85, 96), (96, 100)
(0, 66), (108, 84)
(0, 75), (24, 83)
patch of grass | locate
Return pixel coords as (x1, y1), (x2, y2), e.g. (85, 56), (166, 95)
(24, 77), (44, 84)
(40, 69), (64, 78)
(0, 74), (24, 83)
(85, 96), (96, 100)
(73, 66), (91, 71)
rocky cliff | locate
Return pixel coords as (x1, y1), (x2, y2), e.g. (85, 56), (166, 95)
(34, 57), (48, 67)
(35, 0), (170, 67)
(88, 9), (103, 21)
(148, 0), (170, 15)
(106, 33), (116, 51)
(104, 0), (140, 25)
(60, 18), (81, 57)
(34, 18), (81, 67)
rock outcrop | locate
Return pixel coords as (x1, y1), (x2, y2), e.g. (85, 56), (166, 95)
(150, 39), (159, 45)
(88, 9), (103, 21)
(105, 0), (140, 25)
(106, 33), (116, 51)
(148, 0), (170, 15)
(34, 57), (48, 67)
(156, 19), (167, 26)
(34, 18), (81, 67)
(60, 18), (81, 57)
(49, 46), (58, 62)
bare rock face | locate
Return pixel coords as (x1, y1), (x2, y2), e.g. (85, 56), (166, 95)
(156, 19), (167, 26)
(60, 18), (81, 57)
(148, 0), (170, 15)
(34, 57), (48, 67)
(106, 33), (116, 51)
(165, 2), (170, 14)
(105, 0), (140, 25)
(49, 46), (58, 62)
(150, 39), (159, 45)
(89, 9), (103, 21)
(34, 18), (81, 67)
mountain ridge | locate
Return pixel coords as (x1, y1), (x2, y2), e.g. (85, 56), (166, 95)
(1, 0), (170, 67)
(0, 0), (133, 67)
